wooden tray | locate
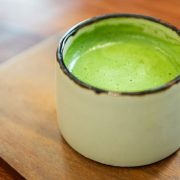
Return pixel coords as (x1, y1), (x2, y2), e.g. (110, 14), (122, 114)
(0, 36), (179, 180)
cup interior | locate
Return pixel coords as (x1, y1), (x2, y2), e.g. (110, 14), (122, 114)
(57, 14), (180, 95)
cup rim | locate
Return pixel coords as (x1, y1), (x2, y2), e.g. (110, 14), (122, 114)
(56, 13), (180, 96)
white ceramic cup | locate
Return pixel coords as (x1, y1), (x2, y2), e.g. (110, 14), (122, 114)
(56, 14), (180, 167)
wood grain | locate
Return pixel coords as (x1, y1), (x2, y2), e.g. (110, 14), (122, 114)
(0, 158), (25, 180)
(0, 37), (179, 180)
(0, 0), (180, 178)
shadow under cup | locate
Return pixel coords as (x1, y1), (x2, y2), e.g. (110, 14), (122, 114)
(56, 14), (180, 167)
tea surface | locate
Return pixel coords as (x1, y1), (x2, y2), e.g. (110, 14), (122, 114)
(64, 18), (180, 92)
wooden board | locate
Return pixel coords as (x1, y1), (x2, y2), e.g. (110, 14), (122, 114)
(0, 158), (24, 180)
(0, 36), (179, 180)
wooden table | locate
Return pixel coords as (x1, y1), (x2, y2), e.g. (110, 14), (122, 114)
(0, 0), (180, 179)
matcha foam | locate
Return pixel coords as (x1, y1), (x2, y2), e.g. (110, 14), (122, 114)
(64, 17), (180, 92)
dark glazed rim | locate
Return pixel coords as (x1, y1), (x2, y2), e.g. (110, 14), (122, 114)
(57, 13), (180, 96)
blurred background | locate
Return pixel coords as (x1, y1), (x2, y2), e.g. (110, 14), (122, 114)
(0, 0), (180, 63)
(0, 0), (180, 179)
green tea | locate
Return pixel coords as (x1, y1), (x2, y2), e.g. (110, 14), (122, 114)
(64, 18), (180, 92)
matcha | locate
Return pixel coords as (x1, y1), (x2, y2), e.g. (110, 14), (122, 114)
(64, 18), (180, 92)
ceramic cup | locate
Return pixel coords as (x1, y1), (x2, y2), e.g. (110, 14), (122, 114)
(56, 14), (180, 167)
